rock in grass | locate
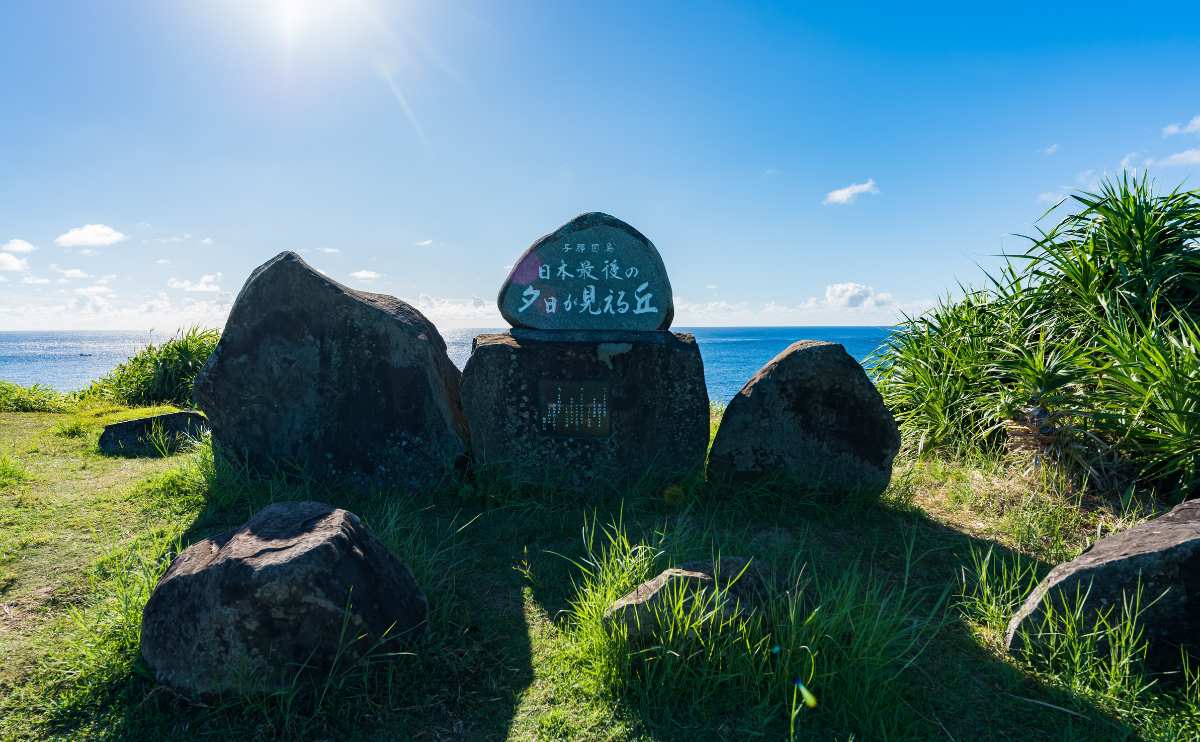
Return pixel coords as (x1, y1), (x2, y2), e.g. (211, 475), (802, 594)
(1006, 499), (1200, 675)
(603, 557), (768, 644)
(140, 501), (428, 695)
(192, 251), (468, 486)
(98, 411), (208, 456)
(707, 340), (900, 498)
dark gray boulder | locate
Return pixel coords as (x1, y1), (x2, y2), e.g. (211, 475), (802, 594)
(708, 340), (900, 498)
(603, 557), (769, 643)
(460, 330), (708, 490)
(141, 500), (428, 694)
(1006, 499), (1200, 674)
(497, 213), (674, 331)
(193, 251), (468, 486)
(98, 411), (208, 456)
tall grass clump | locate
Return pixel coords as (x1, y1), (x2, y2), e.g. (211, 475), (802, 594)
(86, 326), (219, 407)
(960, 546), (1200, 737)
(562, 514), (944, 738)
(0, 380), (72, 412)
(874, 173), (1200, 498)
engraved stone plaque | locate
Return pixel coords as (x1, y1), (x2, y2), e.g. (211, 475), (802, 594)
(498, 212), (674, 331)
(538, 380), (610, 437)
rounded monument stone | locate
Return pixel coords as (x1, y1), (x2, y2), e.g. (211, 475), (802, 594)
(497, 212), (674, 331)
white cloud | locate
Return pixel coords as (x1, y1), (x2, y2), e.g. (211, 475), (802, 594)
(823, 178), (879, 205)
(2, 239), (36, 254)
(0, 275), (6, 282)
(1037, 192), (1066, 205)
(155, 258), (170, 265)
(319, 247), (340, 254)
(1163, 115), (1200, 137)
(0, 253), (29, 272)
(74, 285), (114, 298)
(1148, 149), (1200, 168)
(350, 270), (380, 280)
(167, 273), (223, 293)
(412, 293), (500, 324)
(413, 239), (434, 247)
(76, 248), (96, 256)
(705, 284), (718, 290)
(1043, 144), (1059, 155)
(54, 224), (127, 247)
(824, 282), (892, 309)
(200, 237), (213, 245)
(50, 265), (89, 280)
(21, 276), (49, 285)
(1120, 152), (1141, 171)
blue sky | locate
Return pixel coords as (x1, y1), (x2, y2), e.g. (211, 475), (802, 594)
(1, 1), (1198, 330)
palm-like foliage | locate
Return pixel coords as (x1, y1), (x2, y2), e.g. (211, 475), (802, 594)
(874, 173), (1200, 497)
(86, 326), (220, 407)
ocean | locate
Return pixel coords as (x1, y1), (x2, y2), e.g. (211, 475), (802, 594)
(0, 327), (891, 405)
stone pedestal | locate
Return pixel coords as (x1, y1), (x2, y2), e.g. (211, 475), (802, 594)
(461, 330), (709, 491)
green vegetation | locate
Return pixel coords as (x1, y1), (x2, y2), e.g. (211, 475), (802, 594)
(874, 174), (1200, 498)
(84, 326), (220, 407)
(1, 406), (1197, 740)
(0, 381), (71, 413)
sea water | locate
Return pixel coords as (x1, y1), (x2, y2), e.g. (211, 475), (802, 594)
(0, 327), (891, 405)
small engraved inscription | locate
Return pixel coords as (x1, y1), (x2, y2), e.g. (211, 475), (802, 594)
(538, 380), (610, 437)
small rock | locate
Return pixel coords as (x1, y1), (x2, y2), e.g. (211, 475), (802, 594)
(708, 340), (900, 498)
(98, 411), (208, 456)
(1006, 499), (1200, 675)
(140, 500), (428, 695)
(603, 557), (768, 643)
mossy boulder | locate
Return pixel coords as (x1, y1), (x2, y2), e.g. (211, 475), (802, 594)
(708, 340), (900, 497)
(140, 501), (427, 695)
(193, 251), (467, 487)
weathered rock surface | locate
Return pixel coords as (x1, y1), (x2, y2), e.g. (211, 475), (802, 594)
(141, 501), (428, 694)
(1006, 499), (1200, 674)
(604, 557), (768, 643)
(193, 251), (468, 486)
(497, 213), (674, 331)
(98, 411), (208, 456)
(708, 340), (900, 498)
(460, 330), (708, 490)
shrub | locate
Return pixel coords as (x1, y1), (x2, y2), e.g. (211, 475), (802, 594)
(874, 174), (1200, 498)
(0, 380), (72, 413)
(86, 327), (220, 407)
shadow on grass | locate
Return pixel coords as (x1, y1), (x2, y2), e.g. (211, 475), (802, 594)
(33, 448), (536, 742)
(25, 448), (1150, 741)
(511, 476), (1144, 741)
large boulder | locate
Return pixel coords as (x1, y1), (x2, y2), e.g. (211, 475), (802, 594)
(603, 557), (769, 643)
(707, 340), (900, 498)
(141, 501), (428, 694)
(460, 330), (709, 490)
(497, 213), (674, 331)
(1006, 499), (1200, 674)
(98, 411), (208, 456)
(193, 251), (468, 486)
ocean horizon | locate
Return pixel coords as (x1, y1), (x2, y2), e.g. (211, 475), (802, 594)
(0, 326), (892, 405)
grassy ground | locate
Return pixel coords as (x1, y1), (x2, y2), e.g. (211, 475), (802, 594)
(0, 407), (1196, 740)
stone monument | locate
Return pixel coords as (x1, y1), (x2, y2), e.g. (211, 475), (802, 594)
(462, 213), (709, 490)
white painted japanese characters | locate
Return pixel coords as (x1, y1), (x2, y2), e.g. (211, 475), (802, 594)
(498, 213), (674, 331)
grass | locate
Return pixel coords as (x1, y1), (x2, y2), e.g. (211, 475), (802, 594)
(873, 173), (1200, 499)
(0, 381), (71, 413)
(1, 405), (1197, 740)
(83, 326), (220, 407)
